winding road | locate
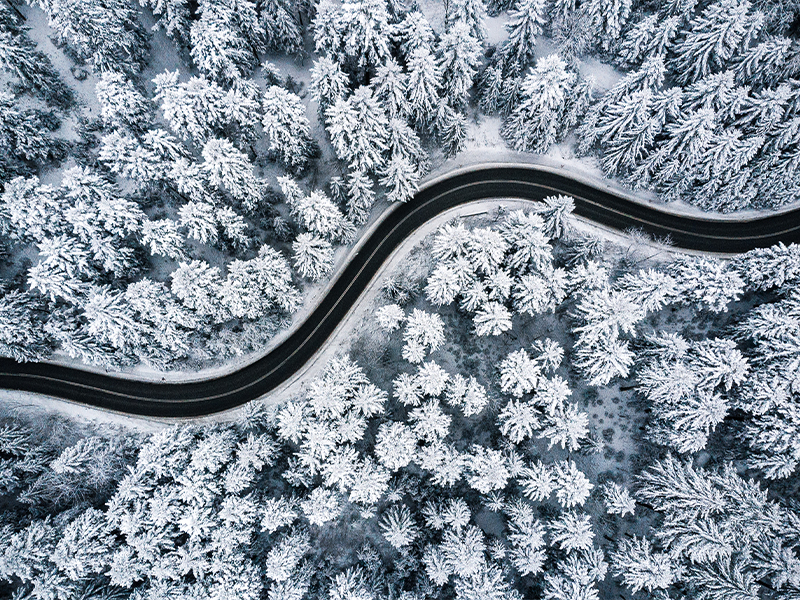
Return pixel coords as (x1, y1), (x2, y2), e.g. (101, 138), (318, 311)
(2, 164), (799, 417)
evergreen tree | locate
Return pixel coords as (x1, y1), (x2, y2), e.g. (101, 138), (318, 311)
(502, 0), (546, 67)
(502, 56), (585, 153)
(310, 57), (350, 112)
(140, 0), (191, 42)
(0, 288), (50, 362)
(153, 71), (227, 142)
(95, 72), (151, 130)
(373, 59), (408, 118)
(222, 245), (300, 319)
(190, 0), (258, 84)
(337, 0), (393, 73)
(437, 22), (482, 110)
(580, 0), (632, 51)
(406, 47), (442, 128)
(260, 0), (303, 55)
(292, 233), (334, 281)
(669, 0), (764, 85)
(0, 22), (72, 107)
(448, 0), (488, 40)
(34, 0), (148, 73)
(393, 10), (435, 60)
(379, 153), (419, 203)
(201, 138), (262, 210)
(262, 86), (313, 171)
(325, 86), (389, 175)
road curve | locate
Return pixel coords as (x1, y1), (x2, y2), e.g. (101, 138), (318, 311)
(2, 164), (799, 417)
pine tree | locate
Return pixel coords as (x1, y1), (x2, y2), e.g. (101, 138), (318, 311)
(373, 59), (408, 118)
(0, 24), (72, 107)
(0, 176), (66, 242)
(262, 86), (313, 171)
(95, 72), (151, 130)
(474, 301), (513, 336)
(502, 55), (579, 153)
(580, 0), (632, 51)
(375, 421), (416, 470)
(406, 47), (442, 128)
(260, 0), (303, 55)
(437, 22), (482, 110)
(346, 169), (376, 225)
(201, 138), (262, 210)
(140, 0), (191, 42)
(379, 504), (418, 549)
(81, 285), (142, 353)
(436, 104), (468, 157)
(549, 511), (595, 553)
(0, 289), (50, 362)
(153, 71), (227, 142)
(222, 245), (300, 318)
(325, 86), (389, 175)
(441, 525), (487, 578)
(410, 400), (452, 442)
(292, 233), (334, 281)
(379, 153), (419, 203)
(385, 117), (425, 168)
(552, 460), (593, 508)
(375, 303), (405, 331)
(448, 0), (488, 40)
(393, 11), (435, 59)
(178, 201), (219, 245)
(309, 57), (349, 112)
(36, 0), (147, 73)
(502, 0), (546, 67)
(669, 0), (764, 85)
(190, 0), (260, 84)
(337, 0), (392, 73)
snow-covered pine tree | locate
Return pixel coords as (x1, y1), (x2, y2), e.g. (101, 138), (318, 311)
(222, 245), (300, 319)
(35, 0), (147, 73)
(346, 169), (376, 224)
(95, 72), (151, 131)
(325, 86), (389, 175)
(260, 0), (303, 55)
(190, 0), (261, 84)
(502, 55), (584, 153)
(140, 0), (191, 42)
(262, 86), (314, 171)
(292, 233), (334, 281)
(0, 19), (72, 107)
(436, 104), (468, 157)
(406, 47), (442, 128)
(447, 0), (488, 40)
(502, 0), (546, 68)
(669, 0), (764, 85)
(373, 59), (408, 118)
(201, 138), (262, 210)
(379, 153), (419, 203)
(337, 0), (393, 74)
(310, 57), (350, 113)
(580, 0), (632, 51)
(393, 10), (436, 60)
(170, 259), (230, 321)
(436, 22), (482, 110)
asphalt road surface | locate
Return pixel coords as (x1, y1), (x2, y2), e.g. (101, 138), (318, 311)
(2, 165), (799, 417)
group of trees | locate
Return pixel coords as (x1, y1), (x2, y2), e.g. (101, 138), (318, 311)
(577, 0), (800, 211)
(5, 328), (797, 600)
(309, 0), (493, 220)
(0, 344), (619, 600)
(0, 164), (300, 367)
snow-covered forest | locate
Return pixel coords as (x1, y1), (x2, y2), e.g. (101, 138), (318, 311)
(2, 0), (800, 599)
(3, 203), (800, 600)
(1, 0), (799, 371)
